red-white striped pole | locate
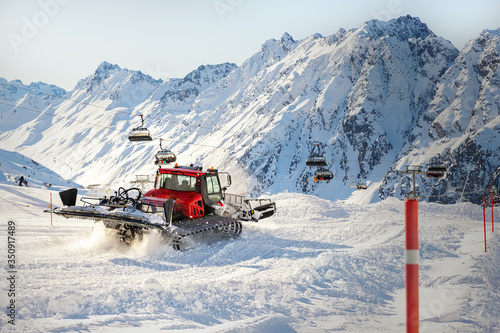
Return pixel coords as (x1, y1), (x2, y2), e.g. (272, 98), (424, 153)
(491, 186), (494, 233)
(405, 198), (419, 333)
(483, 196), (487, 252)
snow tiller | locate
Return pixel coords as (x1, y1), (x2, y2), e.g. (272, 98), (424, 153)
(47, 165), (276, 250)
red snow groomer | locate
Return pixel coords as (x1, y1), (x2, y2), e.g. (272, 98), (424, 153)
(48, 164), (276, 250)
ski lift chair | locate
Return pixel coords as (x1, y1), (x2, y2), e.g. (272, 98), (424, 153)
(349, 178), (367, 190)
(128, 114), (152, 142)
(426, 155), (446, 178)
(306, 144), (328, 167)
(155, 151), (177, 164)
(314, 168), (333, 182)
(306, 156), (328, 167)
(357, 183), (367, 190)
(426, 163), (446, 178)
(154, 139), (177, 165)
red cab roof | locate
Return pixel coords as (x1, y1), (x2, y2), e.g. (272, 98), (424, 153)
(157, 165), (220, 177)
(158, 167), (202, 177)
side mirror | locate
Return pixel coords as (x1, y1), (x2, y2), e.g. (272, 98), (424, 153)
(218, 172), (232, 189)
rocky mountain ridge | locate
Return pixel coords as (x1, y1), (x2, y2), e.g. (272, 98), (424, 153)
(0, 15), (498, 203)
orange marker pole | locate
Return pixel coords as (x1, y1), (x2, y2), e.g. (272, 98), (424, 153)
(405, 198), (419, 333)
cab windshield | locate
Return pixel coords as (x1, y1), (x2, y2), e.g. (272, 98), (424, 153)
(158, 173), (197, 191)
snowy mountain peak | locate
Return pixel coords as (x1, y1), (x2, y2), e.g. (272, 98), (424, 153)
(280, 32), (294, 43)
(72, 61), (163, 105)
(181, 63), (237, 87)
(28, 82), (66, 98)
(256, 32), (298, 65)
(155, 62), (237, 108)
(479, 28), (500, 39)
(95, 61), (121, 74)
(325, 28), (347, 45)
(463, 27), (500, 51)
(279, 32), (296, 51)
(312, 32), (323, 39)
(0, 78), (66, 102)
(360, 15), (434, 41)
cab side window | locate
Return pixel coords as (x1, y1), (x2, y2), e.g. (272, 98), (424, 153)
(206, 175), (221, 202)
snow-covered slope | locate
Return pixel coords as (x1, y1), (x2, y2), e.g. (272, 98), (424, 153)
(0, 16), (498, 203)
(0, 62), (237, 187)
(0, 148), (80, 189)
(0, 184), (498, 332)
(0, 78), (66, 132)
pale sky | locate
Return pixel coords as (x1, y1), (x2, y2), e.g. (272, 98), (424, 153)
(1, 0), (499, 90)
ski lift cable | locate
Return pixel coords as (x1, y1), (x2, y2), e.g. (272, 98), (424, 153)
(0, 82), (241, 136)
(0, 101), (251, 152)
(6, 82), (494, 178)
(0, 101), (117, 130)
(6, 85), (498, 190)
(0, 98), (404, 163)
(2, 89), (460, 169)
(272, 171), (389, 183)
(7, 100), (497, 192)
(1, 100), (286, 156)
(1, 82), (417, 164)
(0, 82), (126, 116)
(2, 82), (433, 156)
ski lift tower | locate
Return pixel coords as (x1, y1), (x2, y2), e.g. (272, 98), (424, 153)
(130, 175), (154, 193)
(404, 165), (426, 199)
(401, 165), (426, 333)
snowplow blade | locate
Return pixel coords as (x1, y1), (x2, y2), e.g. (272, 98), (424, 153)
(245, 199), (276, 220)
(224, 194), (276, 222)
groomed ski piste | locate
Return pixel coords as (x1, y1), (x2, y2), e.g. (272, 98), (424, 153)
(1, 182), (499, 333)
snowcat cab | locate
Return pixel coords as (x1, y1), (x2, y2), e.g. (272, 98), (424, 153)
(145, 165), (227, 219)
(154, 139), (176, 165)
(128, 114), (152, 141)
(306, 144), (327, 167)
